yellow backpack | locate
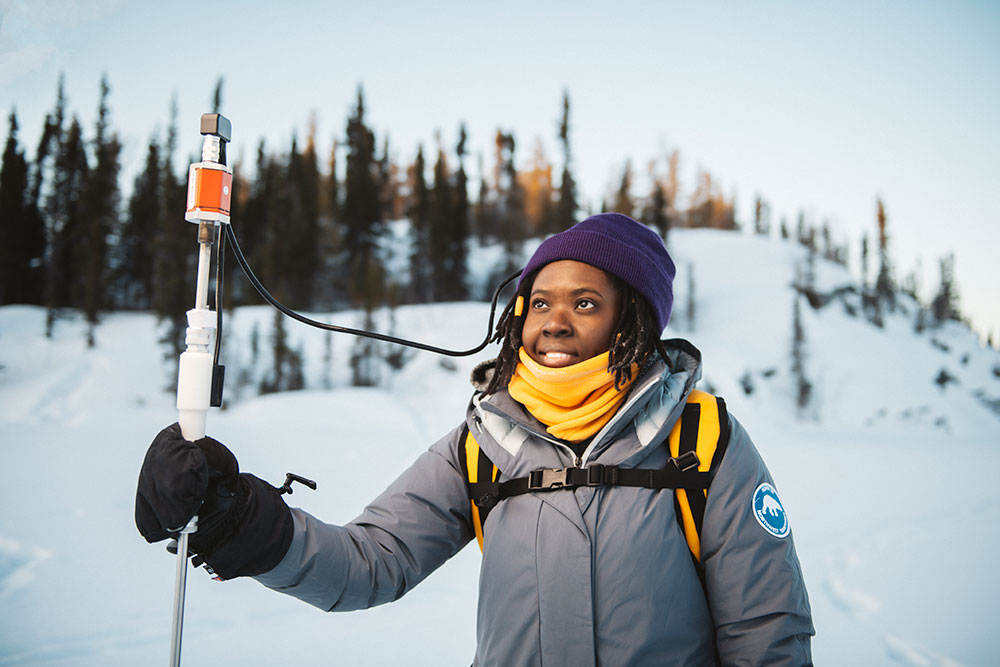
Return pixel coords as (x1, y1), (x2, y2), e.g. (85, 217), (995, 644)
(460, 390), (730, 563)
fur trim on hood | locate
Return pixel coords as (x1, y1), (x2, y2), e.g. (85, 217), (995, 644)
(470, 358), (497, 393)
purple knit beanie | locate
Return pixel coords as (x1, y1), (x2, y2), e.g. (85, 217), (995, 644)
(518, 213), (676, 332)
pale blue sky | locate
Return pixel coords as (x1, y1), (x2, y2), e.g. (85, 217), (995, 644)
(2, 0), (998, 338)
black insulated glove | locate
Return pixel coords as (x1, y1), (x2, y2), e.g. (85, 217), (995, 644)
(135, 423), (294, 580)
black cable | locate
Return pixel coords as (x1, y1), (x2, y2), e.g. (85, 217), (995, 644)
(213, 223), (225, 365)
(223, 223), (521, 357)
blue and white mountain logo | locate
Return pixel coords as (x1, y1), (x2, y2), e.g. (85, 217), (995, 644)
(752, 483), (789, 538)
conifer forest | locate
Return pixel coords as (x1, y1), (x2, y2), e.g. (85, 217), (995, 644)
(0, 75), (970, 367)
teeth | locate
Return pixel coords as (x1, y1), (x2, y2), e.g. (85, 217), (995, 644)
(544, 352), (572, 359)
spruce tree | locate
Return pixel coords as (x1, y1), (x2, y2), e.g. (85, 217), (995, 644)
(753, 195), (770, 236)
(321, 330), (334, 389)
(446, 124), (470, 301)
(860, 233), (870, 290)
(341, 86), (384, 306)
(495, 131), (524, 239)
(931, 254), (960, 324)
(429, 140), (452, 301)
(151, 96), (192, 366)
(0, 110), (46, 304)
(664, 149), (680, 228)
(407, 145), (430, 302)
(260, 309), (286, 394)
(44, 116), (89, 335)
(33, 77), (66, 328)
(495, 130), (524, 275)
(900, 259), (922, 303)
(79, 75), (121, 346)
(914, 305), (928, 335)
(791, 294), (812, 416)
(821, 223), (834, 263)
(613, 161), (634, 218)
(553, 90), (578, 232)
(254, 139), (292, 305)
(802, 241), (817, 296)
(279, 134), (320, 309)
(299, 130), (321, 307)
(115, 136), (161, 309)
(642, 179), (669, 242)
(312, 138), (341, 309)
(31, 75), (66, 209)
(238, 141), (275, 301)
(874, 197), (895, 315)
(859, 232), (878, 325)
(724, 193), (738, 231)
(475, 151), (494, 243)
(261, 308), (304, 394)
(271, 137), (300, 304)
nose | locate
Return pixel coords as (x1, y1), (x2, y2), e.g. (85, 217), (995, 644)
(541, 308), (572, 337)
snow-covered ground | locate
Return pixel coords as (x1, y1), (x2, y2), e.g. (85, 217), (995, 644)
(1, 229), (998, 665)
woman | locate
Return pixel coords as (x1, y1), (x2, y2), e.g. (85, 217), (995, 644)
(136, 213), (814, 665)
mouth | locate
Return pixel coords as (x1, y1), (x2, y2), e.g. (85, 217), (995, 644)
(538, 350), (577, 367)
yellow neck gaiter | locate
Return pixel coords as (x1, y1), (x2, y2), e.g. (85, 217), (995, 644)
(507, 348), (638, 443)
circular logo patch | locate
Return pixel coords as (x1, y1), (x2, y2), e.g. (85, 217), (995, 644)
(752, 483), (789, 538)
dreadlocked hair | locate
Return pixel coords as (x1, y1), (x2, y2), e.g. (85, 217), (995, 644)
(482, 268), (667, 396)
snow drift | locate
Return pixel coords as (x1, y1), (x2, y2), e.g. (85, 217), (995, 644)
(0, 228), (998, 665)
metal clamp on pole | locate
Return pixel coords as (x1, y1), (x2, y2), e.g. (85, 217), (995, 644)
(170, 113), (233, 667)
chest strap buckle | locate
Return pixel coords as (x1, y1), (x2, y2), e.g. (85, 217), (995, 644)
(528, 467), (570, 490)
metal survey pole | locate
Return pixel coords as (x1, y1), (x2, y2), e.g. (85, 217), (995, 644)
(169, 113), (233, 666)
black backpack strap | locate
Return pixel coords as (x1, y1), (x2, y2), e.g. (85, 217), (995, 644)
(670, 391), (730, 563)
(460, 425), (500, 551)
(675, 400), (707, 539)
(711, 397), (731, 469)
(461, 393), (731, 555)
(469, 453), (713, 516)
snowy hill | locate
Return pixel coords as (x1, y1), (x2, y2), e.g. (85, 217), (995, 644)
(1, 228), (998, 665)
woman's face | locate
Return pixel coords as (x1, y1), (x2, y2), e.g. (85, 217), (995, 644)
(521, 260), (622, 368)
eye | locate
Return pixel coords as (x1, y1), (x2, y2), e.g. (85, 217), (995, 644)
(531, 298), (548, 310)
(577, 298), (597, 310)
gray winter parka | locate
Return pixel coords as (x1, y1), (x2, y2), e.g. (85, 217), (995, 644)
(255, 341), (814, 665)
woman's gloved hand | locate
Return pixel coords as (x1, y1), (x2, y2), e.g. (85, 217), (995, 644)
(135, 423), (293, 579)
